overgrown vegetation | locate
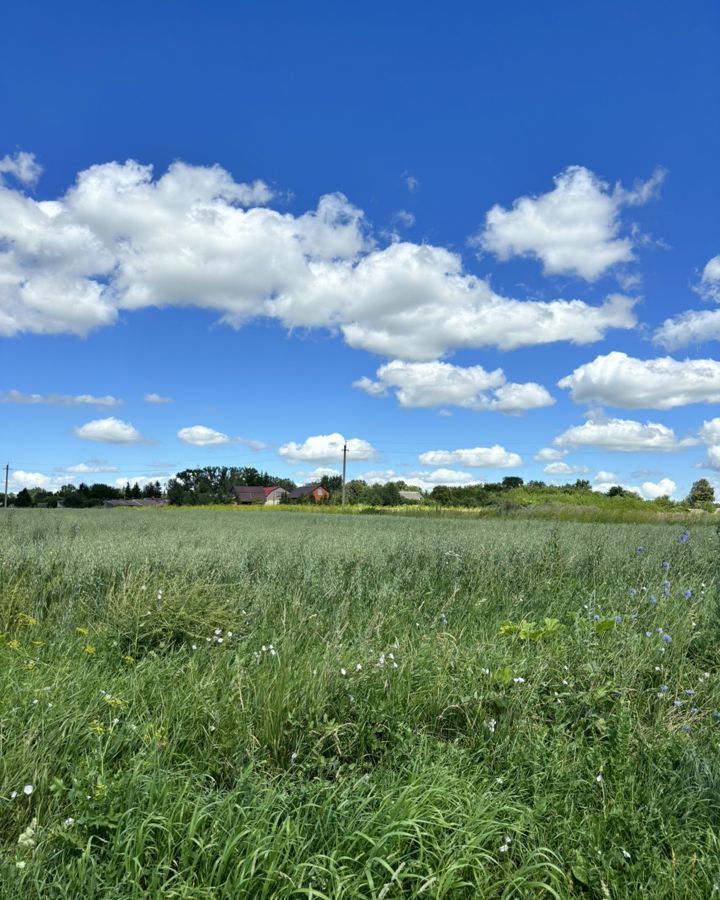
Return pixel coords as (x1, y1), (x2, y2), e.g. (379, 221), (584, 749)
(1, 509), (719, 897)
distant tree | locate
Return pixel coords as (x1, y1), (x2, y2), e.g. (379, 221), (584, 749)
(130, 482), (142, 499)
(687, 478), (715, 507)
(123, 482), (132, 500)
(573, 479), (591, 491)
(15, 487), (32, 507)
(502, 476), (524, 489)
(430, 485), (452, 506)
(319, 474), (343, 494)
(607, 485), (629, 497)
(88, 483), (121, 502)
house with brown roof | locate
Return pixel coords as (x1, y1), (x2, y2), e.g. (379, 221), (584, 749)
(287, 483), (331, 503)
(232, 485), (288, 506)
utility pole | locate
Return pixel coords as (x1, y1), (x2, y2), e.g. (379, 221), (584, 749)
(3, 464), (8, 508)
(341, 443), (348, 507)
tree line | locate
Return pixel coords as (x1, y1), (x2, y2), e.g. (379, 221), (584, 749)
(5, 468), (716, 510)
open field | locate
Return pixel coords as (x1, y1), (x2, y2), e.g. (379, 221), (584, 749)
(1, 508), (719, 898)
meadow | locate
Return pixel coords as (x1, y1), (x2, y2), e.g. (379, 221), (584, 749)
(1, 508), (719, 898)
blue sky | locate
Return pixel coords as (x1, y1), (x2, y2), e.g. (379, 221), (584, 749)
(2, 0), (719, 497)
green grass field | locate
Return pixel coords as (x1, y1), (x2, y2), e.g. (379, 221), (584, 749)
(1, 508), (719, 898)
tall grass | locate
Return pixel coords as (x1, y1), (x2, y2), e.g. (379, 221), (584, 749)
(0, 509), (719, 897)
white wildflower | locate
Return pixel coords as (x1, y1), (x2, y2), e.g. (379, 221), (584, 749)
(23, 784), (33, 796)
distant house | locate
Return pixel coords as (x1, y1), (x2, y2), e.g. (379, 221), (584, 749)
(399, 490), (423, 503)
(103, 498), (169, 508)
(232, 485), (288, 506)
(287, 483), (331, 503)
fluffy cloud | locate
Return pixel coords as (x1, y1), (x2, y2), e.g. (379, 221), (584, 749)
(279, 433), (376, 462)
(534, 447), (568, 462)
(418, 445), (522, 468)
(177, 425), (264, 449)
(475, 165), (665, 281)
(696, 255), (720, 302)
(177, 425), (231, 446)
(407, 469), (483, 491)
(698, 418), (720, 470)
(592, 472), (677, 499)
(1, 389), (121, 407)
(699, 418), (720, 445)
(702, 446), (720, 471)
(112, 476), (166, 491)
(654, 309), (720, 351)
(553, 416), (691, 452)
(64, 462), (119, 474)
(354, 359), (554, 413)
(295, 467), (341, 482)
(0, 157), (637, 359)
(558, 352), (720, 409)
(655, 256), (720, 349)
(10, 471), (76, 491)
(74, 417), (144, 443)
(543, 462), (590, 475)
(144, 393), (173, 404)
(357, 468), (482, 491)
(0, 151), (43, 186)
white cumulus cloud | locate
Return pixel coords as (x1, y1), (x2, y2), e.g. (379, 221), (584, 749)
(295, 467), (341, 482)
(64, 462), (119, 474)
(144, 392), (173, 404)
(475, 165), (665, 281)
(534, 447), (568, 462)
(654, 309), (720, 351)
(10, 470), (72, 491)
(279, 433), (376, 463)
(418, 445), (522, 468)
(354, 359), (553, 413)
(0, 157), (637, 359)
(696, 255), (720, 302)
(702, 446), (720, 471)
(655, 256), (720, 349)
(553, 416), (691, 452)
(177, 425), (264, 449)
(74, 417), (144, 443)
(592, 472), (676, 499)
(558, 352), (720, 409)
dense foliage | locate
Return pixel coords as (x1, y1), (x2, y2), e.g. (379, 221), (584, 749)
(1, 509), (719, 897)
(166, 467), (296, 505)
